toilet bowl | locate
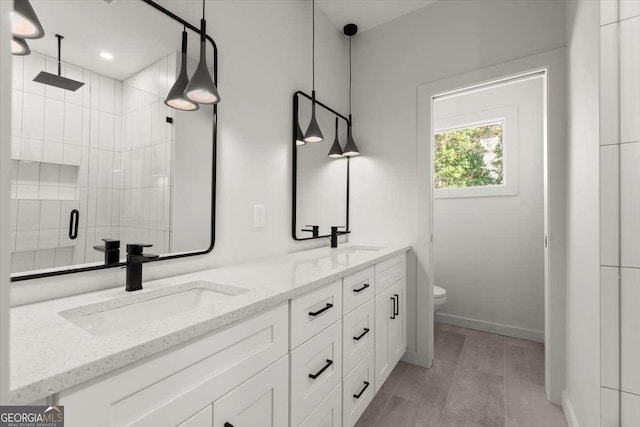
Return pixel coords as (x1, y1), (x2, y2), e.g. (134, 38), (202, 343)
(434, 285), (447, 313)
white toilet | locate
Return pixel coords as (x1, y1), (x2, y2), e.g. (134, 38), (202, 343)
(434, 285), (447, 313)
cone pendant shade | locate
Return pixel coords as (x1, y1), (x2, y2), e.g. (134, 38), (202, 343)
(343, 115), (360, 157)
(165, 30), (199, 111)
(304, 91), (324, 143)
(328, 118), (343, 158)
(184, 18), (220, 105)
(12, 37), (30, 55)
(296, 120), (306, 146)
(11, 0), (44, 39)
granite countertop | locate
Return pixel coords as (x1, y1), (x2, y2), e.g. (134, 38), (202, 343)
(10, 244), (411, 404)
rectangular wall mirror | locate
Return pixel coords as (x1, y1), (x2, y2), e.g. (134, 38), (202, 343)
(10, 0), (217, 281)
(292, 91), (350, 240)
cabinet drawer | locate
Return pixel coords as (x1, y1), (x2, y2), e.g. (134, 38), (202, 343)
(343, 266), (375, 315)
(342, 350), (375, 427)
(213, 355), (289, 427)
(178, 405), (212, 427)
(59, 303), (288, 427)
(342, 299), (374, 377)
(291, 280), (343, 349)
(374, 254), (406, 294)
(291, 320), (343, 427)
(298, 383), (342, 427)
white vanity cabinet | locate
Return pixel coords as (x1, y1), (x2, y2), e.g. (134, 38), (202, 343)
(374, 254), (407, 393)
(58, 303), (289, 427)
(50, 250), (408, 427)
(212, 355), (289, 427)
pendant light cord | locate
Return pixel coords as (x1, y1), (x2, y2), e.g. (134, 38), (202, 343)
(349, 36), (352, 115)
(202, 0), (205, 18)
(312, 0), (315, 91)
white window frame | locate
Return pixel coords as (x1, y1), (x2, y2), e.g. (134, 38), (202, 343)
(433, 105), (518, 199)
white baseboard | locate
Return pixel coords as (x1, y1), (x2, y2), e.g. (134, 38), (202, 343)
(435, 313), (544, 343)
(562, 390), (579, 427)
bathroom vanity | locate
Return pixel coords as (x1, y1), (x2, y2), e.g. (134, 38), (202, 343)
(9, 245), (408, 427)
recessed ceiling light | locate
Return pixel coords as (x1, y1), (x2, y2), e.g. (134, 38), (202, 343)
(100, 51), (113, 60)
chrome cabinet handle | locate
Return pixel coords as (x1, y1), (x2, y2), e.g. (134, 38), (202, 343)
(353, 381), (370, 399)
(309, 303), (333, 317)
(353, 328), (370, 341)
(309, 359), (333, 379)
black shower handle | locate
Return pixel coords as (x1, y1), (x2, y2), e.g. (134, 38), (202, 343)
(68, 209), (79, 240)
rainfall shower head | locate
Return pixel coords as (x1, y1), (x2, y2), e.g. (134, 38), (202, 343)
(33, 34), (84, 92)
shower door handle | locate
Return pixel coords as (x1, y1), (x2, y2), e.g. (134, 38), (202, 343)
(68, 209), (79, 240)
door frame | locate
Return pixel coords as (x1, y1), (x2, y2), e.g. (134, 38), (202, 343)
(414, 48), (566, 403)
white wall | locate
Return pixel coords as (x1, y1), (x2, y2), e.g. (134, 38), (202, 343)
(433, 76), (545, 341)
(564, 0), (601, 425)
(0, 0), (11, 403)
(350, 0), (565, 358)
(10, 0), (349, 305)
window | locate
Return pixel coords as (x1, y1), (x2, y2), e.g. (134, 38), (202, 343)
(433, 105), (518, 199)
(434, 121), (504, 190)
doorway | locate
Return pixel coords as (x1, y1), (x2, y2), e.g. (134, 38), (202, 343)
(414, 48), (566, 404)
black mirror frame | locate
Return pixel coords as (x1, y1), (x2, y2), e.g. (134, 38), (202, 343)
(292, 91), (351, 241)
(11, 0), (218, 282)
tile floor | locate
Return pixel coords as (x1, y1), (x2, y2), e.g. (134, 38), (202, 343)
(356, 323), (567, 427)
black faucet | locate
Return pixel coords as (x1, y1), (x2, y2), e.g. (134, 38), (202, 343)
(125, 244), (159, 292)
(301, 225), (320, 238)
(93, 239), (120, 265)
(330, 226), (347, 248)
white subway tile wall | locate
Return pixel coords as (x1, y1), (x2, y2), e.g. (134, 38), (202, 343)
(600, 1), (640, 424)
(10, 51), (178, 274)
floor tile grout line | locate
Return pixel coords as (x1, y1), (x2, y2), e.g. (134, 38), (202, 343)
(437, 329), (467, 427)
(371, 391), (394, 427)
(373, 363), (410, 427)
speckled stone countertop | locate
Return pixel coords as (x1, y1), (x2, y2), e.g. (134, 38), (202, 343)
(10, 244), (410, 404)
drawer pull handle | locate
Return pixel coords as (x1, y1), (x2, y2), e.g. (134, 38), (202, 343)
(309, 359), (333, 379)
(353, 328), (370, 341)
(309, 303), (333, 317)
(390, 296), (396, 319)
(394, 293), (400, 316)
(224, 423), (234, 427)
(353, 381), (370, 399)
(353, 283), (370, 293)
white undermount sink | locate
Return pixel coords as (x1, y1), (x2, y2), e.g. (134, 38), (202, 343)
(58, 281), (248, 336)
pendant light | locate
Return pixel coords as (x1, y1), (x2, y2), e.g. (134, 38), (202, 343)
(328, 118), (344, 158)
(165, 28), (199, 111)
(303, 0), (324, 143)
(11, 0), (44, 39)
(12, 37), (30, 56)
(343, 24), (360, 157)
(296, 121), (306, 146)
(184, 0), (220, 105)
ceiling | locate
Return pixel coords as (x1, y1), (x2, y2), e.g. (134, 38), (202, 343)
(23, 0), (436, 81)
(316, 0), (437, 33)
(26, 0), (191, 81)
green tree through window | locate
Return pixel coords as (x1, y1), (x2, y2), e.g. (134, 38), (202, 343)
(433, 122), (504, 189)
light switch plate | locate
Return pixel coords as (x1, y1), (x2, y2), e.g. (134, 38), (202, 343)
(253, 205), (266, 228)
